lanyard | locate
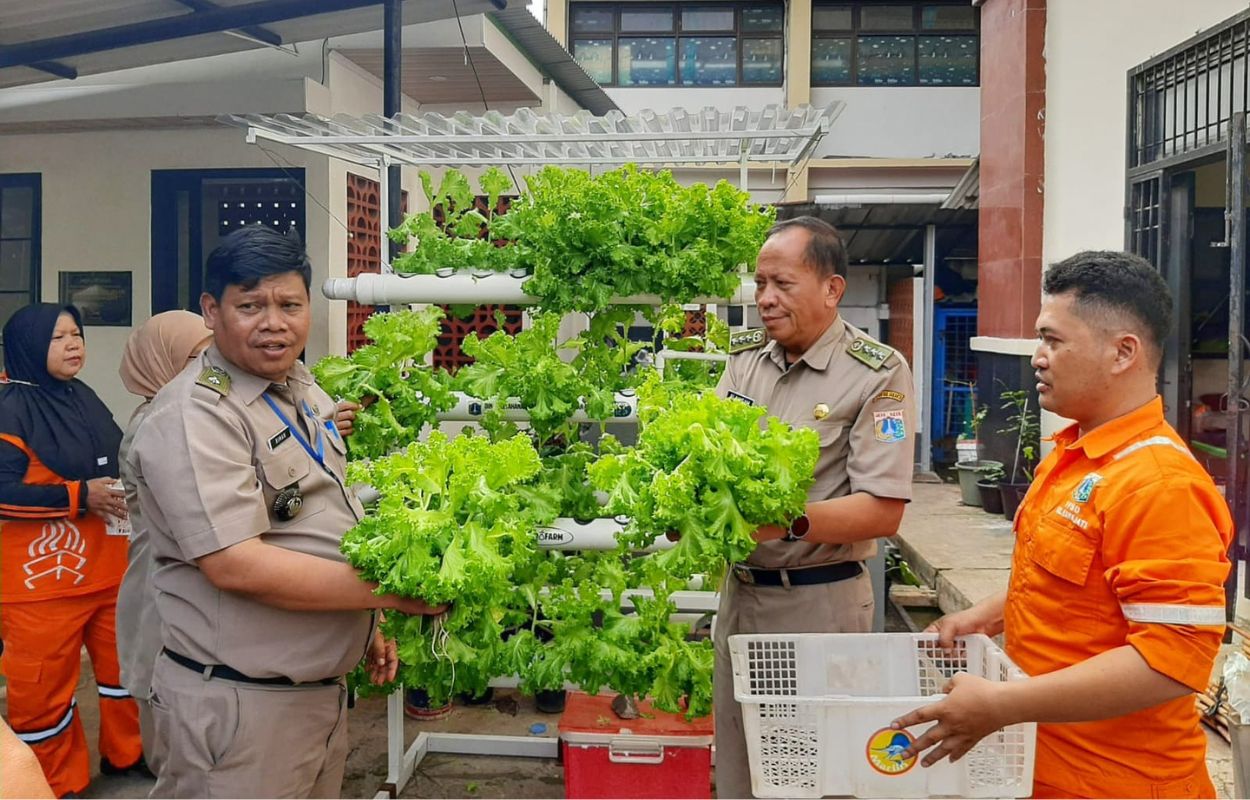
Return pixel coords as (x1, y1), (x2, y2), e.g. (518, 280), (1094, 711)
(263, 393), (325, 468)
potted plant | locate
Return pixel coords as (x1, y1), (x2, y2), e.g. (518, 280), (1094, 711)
(954, 403), (987, 464)
(954, 406), (1000, 506)
(996, 387), (1040, 520)
(976, 462), (1005, 515)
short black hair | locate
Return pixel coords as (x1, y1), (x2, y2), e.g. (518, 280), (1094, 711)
(203, 225), (311, 301)
(766, 216), (848, 278)
(1043, 250), (1172, 358)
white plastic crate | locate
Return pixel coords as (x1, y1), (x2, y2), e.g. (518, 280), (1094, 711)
(729, 633), (1036, 799)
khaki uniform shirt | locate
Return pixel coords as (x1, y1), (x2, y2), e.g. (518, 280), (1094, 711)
(716, 317), (915, 569)
(128, 346), (373, 683)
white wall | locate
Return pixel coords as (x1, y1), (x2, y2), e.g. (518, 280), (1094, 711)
(812, 87), (979, 159)
(1043, 0), (1250, 265)
(604, 87), (784, 116)
(0, 128), (346, 421)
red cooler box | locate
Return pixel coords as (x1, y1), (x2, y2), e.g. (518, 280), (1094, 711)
(559, 692), (714, 799)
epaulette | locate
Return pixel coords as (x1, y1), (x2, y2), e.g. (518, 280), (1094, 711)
(847, 336), (893, 371)
(729, 328), (767, 354)
(195, 366), (231, 397)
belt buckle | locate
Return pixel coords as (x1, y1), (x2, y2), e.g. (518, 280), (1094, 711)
(733, 564), (755, 584)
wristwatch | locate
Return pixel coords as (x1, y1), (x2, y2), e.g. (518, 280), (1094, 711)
(782, 513), (811, 542)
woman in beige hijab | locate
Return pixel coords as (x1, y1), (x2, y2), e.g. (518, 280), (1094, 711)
(115, 311), (212, 776)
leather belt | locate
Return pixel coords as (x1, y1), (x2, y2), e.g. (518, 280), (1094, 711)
(733, 561), (863, 587)
(163, 648), (340, 687)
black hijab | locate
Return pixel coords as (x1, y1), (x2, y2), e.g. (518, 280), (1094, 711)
(0, 303), (123, 480)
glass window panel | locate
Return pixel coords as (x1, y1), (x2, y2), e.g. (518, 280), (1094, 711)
(922, 5), (976, 30)
(857, 35), (916, 85)
(620, 7), (673, 32)
(742, 38), (783, 84)
(618, 37), (676, 85)
(919, 35), (978, 84)
(742, 5), (784, 32)
(0, 241), (31, 290)
(812, 5), (852, 30)
(571, 6), (614, 32)
(812, 37), (853, 84)
(861, 5), (915, 30)
(1, 187), (33, 238)
(681, 37), (737, 85)
(682, 7), (733, 31)
(573, 38), (614, 84)
(0, 292), (33, 362)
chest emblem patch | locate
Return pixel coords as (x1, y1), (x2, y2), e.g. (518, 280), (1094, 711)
(1072, 472), (1103, 504)
(873, 410), (906, 443)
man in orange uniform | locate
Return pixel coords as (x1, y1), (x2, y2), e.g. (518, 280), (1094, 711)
(894, 250), (1232, 798)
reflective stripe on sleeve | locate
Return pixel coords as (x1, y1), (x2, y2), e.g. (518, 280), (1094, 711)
(1112, 436), (1196, 461)
(1121, 603), (1225, 626)
(13, 699), (77, 744)
(97, 683), (132, 699)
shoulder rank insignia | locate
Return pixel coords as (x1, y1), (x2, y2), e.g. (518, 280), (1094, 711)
(196, 366), (231, 396)
(848, 337), (891, 371)
(729, 328), (767, 354)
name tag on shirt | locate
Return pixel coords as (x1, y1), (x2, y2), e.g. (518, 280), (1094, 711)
(97, 456), (108, 466)
(727, 390), (756, 407)
(268, 427), (292, 451)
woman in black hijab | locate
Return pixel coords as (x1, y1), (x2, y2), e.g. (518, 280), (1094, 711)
(0, 303), (144, 797)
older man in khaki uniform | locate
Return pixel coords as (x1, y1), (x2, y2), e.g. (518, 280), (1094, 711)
(713, 216), (916, 798)
(129, 226), (440, 799)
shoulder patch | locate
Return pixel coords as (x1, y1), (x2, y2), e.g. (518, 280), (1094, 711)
(874, 390), (906, 403)
(196, 366), (231, 397)
(848, 337), (891, 371)
(729, 328), (767, 354)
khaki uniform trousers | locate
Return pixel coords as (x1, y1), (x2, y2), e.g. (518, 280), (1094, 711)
(713, 567), (873, 799)
(148, 654), (349, 799)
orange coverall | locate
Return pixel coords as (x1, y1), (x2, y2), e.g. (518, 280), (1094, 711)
(0, 433), (141, 797)
(1005, 397), (1232, 799)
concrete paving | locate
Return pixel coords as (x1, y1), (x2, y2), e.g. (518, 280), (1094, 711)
(891, 480), (1236, 799)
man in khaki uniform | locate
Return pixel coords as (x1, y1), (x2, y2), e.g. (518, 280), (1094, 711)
(713, 216), (916, 798)
(129, 226), (441, 798)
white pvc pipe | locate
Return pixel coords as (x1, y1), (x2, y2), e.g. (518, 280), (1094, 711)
(323, 271), (757, 306)
(437, 391), (639, 423)
(535, 516), (679, 552)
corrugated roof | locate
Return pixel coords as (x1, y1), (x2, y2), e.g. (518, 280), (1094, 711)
(0, 0), (505, 89)
(487, 6), (618, 116)
(221, 103), (842, 168)
(778, 200), (977, 264)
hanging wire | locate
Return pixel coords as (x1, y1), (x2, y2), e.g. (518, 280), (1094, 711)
(256, 142), (351, 235)
(451, 0), (524, 195)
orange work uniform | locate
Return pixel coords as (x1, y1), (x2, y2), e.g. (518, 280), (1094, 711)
(0, 442), (141, 797)
(1005, 397), (1232, 799)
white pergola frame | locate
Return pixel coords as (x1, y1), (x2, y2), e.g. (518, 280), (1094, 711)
(222, 103), (841, 272)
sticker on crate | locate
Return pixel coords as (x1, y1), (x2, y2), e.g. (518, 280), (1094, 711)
(865, 728), (918, 776)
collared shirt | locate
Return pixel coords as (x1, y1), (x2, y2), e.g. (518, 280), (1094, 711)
(1005, 396), (1231, 798)
(716, 317), (916, 569)
(128, 345), (373, 683)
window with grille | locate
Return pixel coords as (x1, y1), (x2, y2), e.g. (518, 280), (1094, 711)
(812, 2), (979, 87)
(0, 174), (40, 368)
(571, 2), (784, 87)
